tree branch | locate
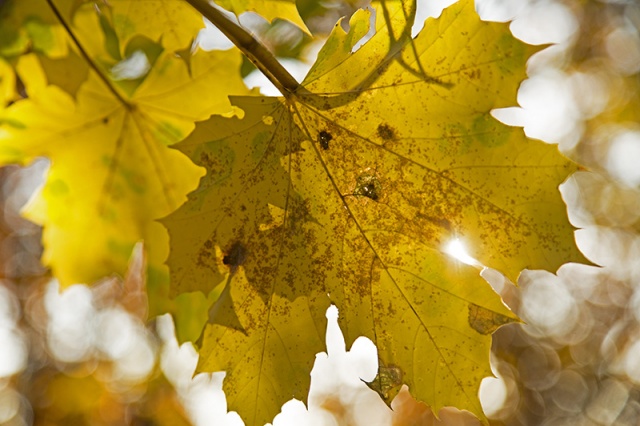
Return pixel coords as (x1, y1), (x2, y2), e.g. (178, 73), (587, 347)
(185, 0), (300, 96)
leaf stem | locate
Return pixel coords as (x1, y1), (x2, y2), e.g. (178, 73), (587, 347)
(185, 0), (300, 96)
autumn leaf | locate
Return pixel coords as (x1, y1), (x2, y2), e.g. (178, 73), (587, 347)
(0, 0), (250, 292)
(213, 0), (310, 34)
(164, 0), (584, 424)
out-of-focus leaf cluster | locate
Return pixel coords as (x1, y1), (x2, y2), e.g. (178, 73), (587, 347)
(0, 164), (191, 426)
(484, 1), (640, 424)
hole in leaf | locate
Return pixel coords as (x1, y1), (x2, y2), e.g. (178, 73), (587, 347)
(354, 173), (381, 201)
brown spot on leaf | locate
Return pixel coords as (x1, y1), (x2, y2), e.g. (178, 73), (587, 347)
(223, 241), (247, 270)
(468, 303), (514, 335)
(467, 68), (481, 80)
(318, 130), (333, 150)
(377, 124), (395, 140)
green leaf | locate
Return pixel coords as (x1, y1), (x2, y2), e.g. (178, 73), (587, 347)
(164, 0), (584, 424)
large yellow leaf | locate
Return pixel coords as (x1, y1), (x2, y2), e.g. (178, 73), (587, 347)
(0, 0), (250, 291)
(166, 1), (584, 424)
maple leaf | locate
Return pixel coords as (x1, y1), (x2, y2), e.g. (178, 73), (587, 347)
(0, 0), (250, 294)
(213, 0), (310, 34)
(164, 0), (585, 424)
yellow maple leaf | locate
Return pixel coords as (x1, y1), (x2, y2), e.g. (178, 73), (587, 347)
(164, 0), (585, 424)
(0, 1), (250, 292)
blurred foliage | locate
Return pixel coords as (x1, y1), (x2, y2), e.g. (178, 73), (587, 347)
(486, 0), (640, 425)
(0, 165), (190, 425)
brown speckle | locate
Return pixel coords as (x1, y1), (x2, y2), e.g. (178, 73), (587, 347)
(223, 241), (247, 270)
(377, 124), (395, 140)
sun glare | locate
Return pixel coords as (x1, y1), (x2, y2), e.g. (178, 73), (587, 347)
(445, 238), (481, 267)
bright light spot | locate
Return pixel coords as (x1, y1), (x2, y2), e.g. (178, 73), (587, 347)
(325, 305), (345, 356)
(520, 271), (578, 339)
(113, 336), (155, 383)
(606, 27), (640, 75)
(197, 17), (234, 51)
(305, 306), (388, 426)
(623, 339), (640, 384)
(0, 286), (26, 378)
(510, 0), (578, 45)
(0, 285), (19, 327)
(272, 399), (323, 426)
(607, 131), (640, 187)
(110, 50), (150, 81)
(95, 308), (136, 359)
(156, 314), (243, 426)
(480, 375), (508, 418)
(569, 71), (610, 119)
(45, 282), (95, 363)
(244, 58), (310, 96)
(444, 238), (480, 266)
(95, 307), (156, 382)
(493, 70), (583, 150)
(412, 0), (457, 36)
(476, 0), (527, 22)
(0, 328), (26, 378)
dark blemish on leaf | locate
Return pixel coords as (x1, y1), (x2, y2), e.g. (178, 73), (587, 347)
(377, 124), (395, 140)
(355, 173), (381, 201)
(102, 117), (109, 124)
(223, 241), (247, 269)
(467, 68), (481, 80)
(468, 303), (514, 335)
(318, 130), (333, 150)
